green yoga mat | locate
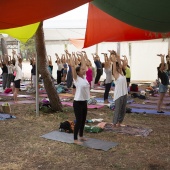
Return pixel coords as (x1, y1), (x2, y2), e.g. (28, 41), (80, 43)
(41, 131), (118, 151)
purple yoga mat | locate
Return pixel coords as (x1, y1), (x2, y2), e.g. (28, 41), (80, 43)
(129, 103), (170, 110)
(145, 100), (170, 104)
(61, 102), (104, 109)
(131, 108), (170, 115)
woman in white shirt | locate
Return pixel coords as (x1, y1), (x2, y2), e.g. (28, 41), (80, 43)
(12, 52), (22, 103)
(69, 53), (90, 145)
(110, 51), (128, 127)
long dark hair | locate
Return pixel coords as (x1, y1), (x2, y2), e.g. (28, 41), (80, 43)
(75, 66), (81, 75)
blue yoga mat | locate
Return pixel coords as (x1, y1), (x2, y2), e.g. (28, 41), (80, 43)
(131, 108), (170, 115)
(95, 98), (113, 103)
(41, 131), (118, 151)
(0, 113), (16, 120)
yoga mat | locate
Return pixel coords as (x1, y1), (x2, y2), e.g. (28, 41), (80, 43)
(59, 93), (74, 97)
(41, 131), (118, 151)
(95, 98), (133, 104)
(0, 93), (32, 98)
(131, 108), (170, 115)
(145, 100), (170, 104)
(104, 124), (153, 137)
(129, 103), (170, 110)
(149, 96), (170, 100)
(90, 89), (114, 94)
(0, 113), (16, 120)
(0, 100), (35, 105)
(61, 102), (104, 109)
(95, 98), (113, 103)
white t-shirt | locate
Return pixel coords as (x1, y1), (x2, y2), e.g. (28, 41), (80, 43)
(58, 63), (63, 71)
(74, 75), (90, 101)
(7, 65), (13, 74)
(114, 74), (128, 101)
(13, 55), (22, 81)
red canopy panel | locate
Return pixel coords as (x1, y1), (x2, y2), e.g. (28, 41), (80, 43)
(83, 3), (170, 48)
(0, 0), (91, 29)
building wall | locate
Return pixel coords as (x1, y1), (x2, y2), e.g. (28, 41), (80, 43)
(45, 39), (169, 82)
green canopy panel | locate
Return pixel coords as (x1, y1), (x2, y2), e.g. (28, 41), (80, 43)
(92, 0), (170, 32)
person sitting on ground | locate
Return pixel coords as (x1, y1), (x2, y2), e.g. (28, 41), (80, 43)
(69, 52), (90, 145)
(157, 54), (169, 113)
(110, 50), (128, 127)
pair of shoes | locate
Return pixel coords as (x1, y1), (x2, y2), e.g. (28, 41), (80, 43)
(157, 111), (164, 113)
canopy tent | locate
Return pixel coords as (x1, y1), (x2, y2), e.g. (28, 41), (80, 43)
(0, 0), (91, 29)
(70, 3), (170, 49)
(92, 0), (170, 32)
(0, 23), (40, 43)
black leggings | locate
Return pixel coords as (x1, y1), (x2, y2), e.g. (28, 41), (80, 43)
(73, 100), (87, 140)
(104, 83), (111, 100)
(94, 69), (102, 84)
(57, 70), (62, 84)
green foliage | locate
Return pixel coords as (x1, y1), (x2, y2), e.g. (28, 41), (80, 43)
(20, 37), (36, 58)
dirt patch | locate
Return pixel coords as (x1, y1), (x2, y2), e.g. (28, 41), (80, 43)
(0, 88), (170, 170)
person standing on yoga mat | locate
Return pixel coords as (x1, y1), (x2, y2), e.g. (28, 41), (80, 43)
(110, 51), (128, 127)
(157, 54), (169, 113)
(69, 53), (90, 145)
(12, 51), (22, 103)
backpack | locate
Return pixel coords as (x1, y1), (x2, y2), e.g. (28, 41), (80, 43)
(4, 88), (12, 94)
(126, 107), (132, 113)
(59, 121), (74, 133)
(130, 84), (138, 92)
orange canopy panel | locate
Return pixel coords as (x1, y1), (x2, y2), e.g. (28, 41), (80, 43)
(69, 39), (85, 49)
(0, 0), (91, 29)
(83, 3), (170, 48)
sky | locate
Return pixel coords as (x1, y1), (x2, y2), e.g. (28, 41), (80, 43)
(43, 4), (88, 28)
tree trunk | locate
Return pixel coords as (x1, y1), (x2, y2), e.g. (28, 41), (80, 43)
(1, 38), (8, 61)
(35, 22), (62, 112)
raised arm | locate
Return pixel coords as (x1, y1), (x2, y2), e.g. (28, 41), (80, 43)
(110, 54), (119, 80)
(159, 54), (165, 70)
(69, 55), (77, 80)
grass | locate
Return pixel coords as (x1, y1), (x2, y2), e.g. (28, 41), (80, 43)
(0, 94), (170, 170)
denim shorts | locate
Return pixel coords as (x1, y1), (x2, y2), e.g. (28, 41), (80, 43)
(159, 84), (168, 93)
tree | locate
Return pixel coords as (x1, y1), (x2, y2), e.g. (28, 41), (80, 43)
(35, 22), (62, 112)
(20, 38), (36, 60)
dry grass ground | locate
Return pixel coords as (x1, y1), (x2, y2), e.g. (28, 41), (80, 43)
(0, 90), (170, 170)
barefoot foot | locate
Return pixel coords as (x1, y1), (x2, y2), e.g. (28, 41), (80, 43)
(74, 140), (82, 145)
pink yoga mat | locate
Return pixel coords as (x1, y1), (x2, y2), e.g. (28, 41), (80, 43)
(0, 93), (32, 98)
(61, 102), (104, 109)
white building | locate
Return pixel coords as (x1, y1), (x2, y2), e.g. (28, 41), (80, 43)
(44, 28), (169, 82)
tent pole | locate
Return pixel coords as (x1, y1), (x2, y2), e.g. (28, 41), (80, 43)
(128, 42), (132, 66)
(168, 38), (170, 52)
(35, 52), (39, 116)
(96, 44), (98, 54)
(117, 42), (120, 56)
